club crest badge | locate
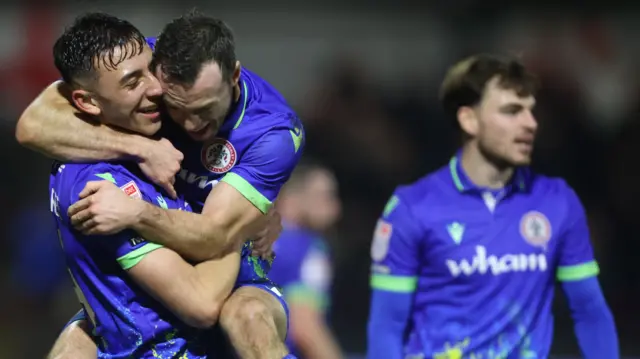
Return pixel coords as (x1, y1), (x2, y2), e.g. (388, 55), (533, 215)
(201, 138), (237, 173)
(520, 211), (552, 250)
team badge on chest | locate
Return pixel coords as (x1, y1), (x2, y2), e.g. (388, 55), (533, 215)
(520, 211), (552, 250)
(200, 138), (237, 173)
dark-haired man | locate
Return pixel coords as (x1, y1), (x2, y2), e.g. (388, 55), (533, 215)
(22, 10), (302, 359)
(48, 12), (247, 358)
(367, 54), (618, 359)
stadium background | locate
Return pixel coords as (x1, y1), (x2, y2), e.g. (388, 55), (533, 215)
(0, 0), (638, 358)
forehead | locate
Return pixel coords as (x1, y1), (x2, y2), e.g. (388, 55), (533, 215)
(307, 170), (337, 191)
(482, 76), (535, 107)
(160, 62), (226, 106)
(95, 43), (152, 78)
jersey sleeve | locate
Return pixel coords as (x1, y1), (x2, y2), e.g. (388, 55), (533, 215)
(145, 37), (157, 49)
(556, 183), (600, 282)
(69, 167), (162, 270)
(221, 123), (304, 213)
(370, 190), (423, 294)
(285, 240), (332, 311)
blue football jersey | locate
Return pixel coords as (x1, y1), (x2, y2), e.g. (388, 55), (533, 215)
(370, 153), (599, 358)
(50, 161), (211, 358)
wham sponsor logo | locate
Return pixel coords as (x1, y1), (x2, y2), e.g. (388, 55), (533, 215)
(446, 245), (547, 277)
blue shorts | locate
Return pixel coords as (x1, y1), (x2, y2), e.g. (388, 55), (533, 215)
(236, 241), (275, 284)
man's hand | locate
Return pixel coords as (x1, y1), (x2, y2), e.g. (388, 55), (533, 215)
(138, 138), (183, 199)
(68, 181), (144, 235)
(251, 207), (282, 258)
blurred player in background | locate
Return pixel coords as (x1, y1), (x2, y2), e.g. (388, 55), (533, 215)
(18, 10), (304, 359)
(48, 13), (248, 357)
(367, 54), (619, 359)
(270, 162), (344, 359)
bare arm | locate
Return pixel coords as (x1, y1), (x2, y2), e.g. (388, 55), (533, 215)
(131, 181), (267, 260)
(128, 243), (242, 328)
(15, 81), (151, 161)
(47, 319), (96, 359)
(289, 304), (344, 359)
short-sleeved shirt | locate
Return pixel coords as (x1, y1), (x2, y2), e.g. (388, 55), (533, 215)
(270, 224), (333, 355)
(160, 67), (305, 283)
(50, 161), (209, 358)
(370, 153), (599, 358)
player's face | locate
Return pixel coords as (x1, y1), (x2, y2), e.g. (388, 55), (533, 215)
(159, 61), (241, 142)
(302, 170), (342, 231)
(90, 44), (163, 136)
(474, 77), (537, 166)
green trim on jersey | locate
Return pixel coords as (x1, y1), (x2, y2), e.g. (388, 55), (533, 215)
(95, 172), (116, 184)
(289, 127), (303, 153)
(232, 81), (249, 129)
(221, 172), (272, 214)
(556, 260), (599, 282)
(370, 274), (417, 293)
(382, 195), (399, 217)
(117, 243), (163, 270)
(284, 283), (328, 311)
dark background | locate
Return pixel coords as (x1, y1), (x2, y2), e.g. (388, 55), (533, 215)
(1, 1), (639, 357)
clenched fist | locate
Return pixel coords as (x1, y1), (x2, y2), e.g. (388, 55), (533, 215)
(138, 138), (183, 199)
(251, 207), (283, 258)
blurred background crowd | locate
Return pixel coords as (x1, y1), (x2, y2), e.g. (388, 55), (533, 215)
(0, 0), (639, 357)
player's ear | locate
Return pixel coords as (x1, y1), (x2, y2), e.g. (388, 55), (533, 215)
(232, 61), (241, 85)
(457, 106), (478, 136)
(71, 89), (101, 116)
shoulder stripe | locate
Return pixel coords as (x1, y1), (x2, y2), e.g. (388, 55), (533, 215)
(370, 274), (417, 293)
(557, 261), (599, 282)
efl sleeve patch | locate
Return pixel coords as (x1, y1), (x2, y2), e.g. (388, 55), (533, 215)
(371, 219), (392, 261)
(119, 180), (142, 199)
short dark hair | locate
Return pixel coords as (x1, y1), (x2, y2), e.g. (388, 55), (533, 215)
(439, 54), (539, 126)
(153, 9), (236, 86)
(284, 160), (329, 193)
(53, 13), (146, 84)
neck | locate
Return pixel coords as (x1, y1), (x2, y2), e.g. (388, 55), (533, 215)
(233, 82), (241, 103)
(460, 142), (514, 189)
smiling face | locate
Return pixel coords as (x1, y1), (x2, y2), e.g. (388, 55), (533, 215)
(158, 60), (241, 142)
(55, 13), (164, 136)
(83, 44), (163, 136)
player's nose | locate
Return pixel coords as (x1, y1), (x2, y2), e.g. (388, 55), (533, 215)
(522, 110), (538, 132)
(146, 74), (163, 98)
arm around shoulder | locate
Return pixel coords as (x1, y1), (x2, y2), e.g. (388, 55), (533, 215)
(15, 80), (150, 161)
(126, 245), (241, 328)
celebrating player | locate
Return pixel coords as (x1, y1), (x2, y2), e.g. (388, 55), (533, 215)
(270, 162), (344, 359)
(18, 10), (303, 359)
(367, 54), (619, 359)
(48, 13), (252, 357)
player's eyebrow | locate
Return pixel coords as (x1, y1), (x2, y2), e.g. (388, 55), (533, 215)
(500, 103), (525, 112)
(119, 69), (144, 86)
(192, 102), (215, 113)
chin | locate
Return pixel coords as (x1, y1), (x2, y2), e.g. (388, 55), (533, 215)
(140, 122), (162, 137)
(510, 155), (532, 167)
